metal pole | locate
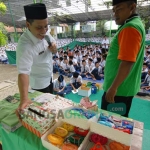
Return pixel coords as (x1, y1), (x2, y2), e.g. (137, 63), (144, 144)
(71, 24), (74, 41)
(73, 24), (76, 41)
(109, 14), (112, 43)
(7, 0), (18, 42)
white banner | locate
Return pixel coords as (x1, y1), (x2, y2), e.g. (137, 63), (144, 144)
(87, 21), (96, 31)
(75, 22), (80, 31)
(82, 25), (91, 33)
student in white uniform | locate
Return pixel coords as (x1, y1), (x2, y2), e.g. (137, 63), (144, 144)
(69, 56), (79, 71)
(141, 69), (150, 88)
(102, 36), (109, 51)
(91, 62), (103, 80)
(59, 57), (64, 68)
(88, 58), (95, 72)
(141, 63), (149, 80)
(92, 54), (97, 63)
(53, 75), (66, 96)
(16, 3), (57, 110)
(100, 55), (106, 68)
(76, 50), (82, 64)
(80, 60), (90, 78)
(66, 60), (76, 77)
(60, 58), (69, 75)
(70, 72), (82, 92)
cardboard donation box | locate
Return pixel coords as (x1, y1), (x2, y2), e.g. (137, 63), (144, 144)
(19, 103), (55, 137)
(18, 94), (74, 138)
(78, 87), (91, 97)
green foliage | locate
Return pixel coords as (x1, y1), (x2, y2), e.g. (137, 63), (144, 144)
(0, 22), (7, 34)
(88, 0), (91, 6)
(98, 1), (112, 8)
(137, 2), (150, 32)
(141, 17), (150, 33)
(0, 2), (7, 46)
(0, 31), (7, 46)
(96, 20), (107, 36)
(0, 2), (7, 15)
(0, 22), (8, 46)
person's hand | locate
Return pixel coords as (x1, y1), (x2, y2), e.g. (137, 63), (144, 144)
(105, 87), (117, 103)
(16, 99), (32, 120)
(141, 86), (146, 89)
(59, 89), (62, 92)
(48, 43), (57, 54)
(17, 99), (32, 114)
(18, 99), (32, 110)
(74, 89), (76, 92)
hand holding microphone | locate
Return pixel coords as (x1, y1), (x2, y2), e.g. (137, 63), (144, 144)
(45, 35), (57, 54)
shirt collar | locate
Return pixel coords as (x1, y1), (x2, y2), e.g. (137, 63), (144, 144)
(124, 14), (139, 24)
(118, 14), (139, 30)
(26, 29), (42, 45)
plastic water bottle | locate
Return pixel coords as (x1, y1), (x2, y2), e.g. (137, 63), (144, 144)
(91, 86), (97, 94)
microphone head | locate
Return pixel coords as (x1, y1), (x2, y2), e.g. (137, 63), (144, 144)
(45, 35), (51, 46)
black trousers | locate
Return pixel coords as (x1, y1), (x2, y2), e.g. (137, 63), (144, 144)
(33, 78), (53, 94)
(101, 92), (133, 117)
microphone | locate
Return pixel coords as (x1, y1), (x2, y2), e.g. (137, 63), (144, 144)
(45, 35), (52, 46)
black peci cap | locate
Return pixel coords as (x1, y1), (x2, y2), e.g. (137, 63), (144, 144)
(24, 3), (47, 19)
(112, 0), (137, 6)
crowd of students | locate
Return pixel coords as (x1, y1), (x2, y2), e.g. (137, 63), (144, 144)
(0, 43), (17, 64)
(56, 37), (104, 48)
(53, 44), (150, 95)
(53, 44), (108, 79)
(52, 42), (110, 96)
(141, 46), (150, 92)
(0, 38), (150, 94)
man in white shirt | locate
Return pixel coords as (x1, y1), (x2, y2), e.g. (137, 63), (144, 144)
(102, 36), (109, 51)
(16, 3), (57, 110)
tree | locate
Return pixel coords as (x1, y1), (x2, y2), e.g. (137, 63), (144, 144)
(0, 1), (7, 46)
(96, 20), (107, 36)
(0, 1), (7, 15)
(137, 1), (150, 33)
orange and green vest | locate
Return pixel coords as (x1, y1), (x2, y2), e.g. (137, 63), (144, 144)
(103, 16), (145, 96)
